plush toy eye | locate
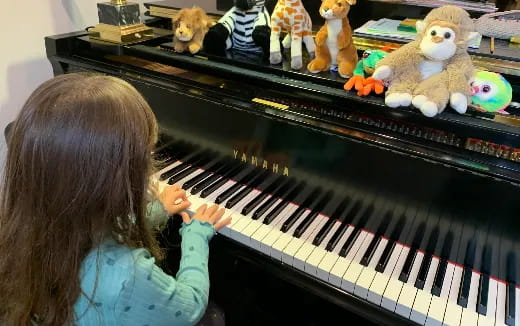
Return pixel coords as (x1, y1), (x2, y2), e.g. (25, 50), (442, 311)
(431, 30), (437, 36)
(483, 85), (491, 93)
(337, 2), (342, 6)
(470, 81), (474, 86)
(444, 32), (451, 39)
(362, 52), (371, 58)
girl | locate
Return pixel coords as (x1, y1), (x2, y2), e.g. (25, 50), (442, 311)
(0, 73), (230, 326)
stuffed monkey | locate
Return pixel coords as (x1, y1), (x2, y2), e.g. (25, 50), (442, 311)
(203, 0), (271, 56)
(372, 6), (478, 117)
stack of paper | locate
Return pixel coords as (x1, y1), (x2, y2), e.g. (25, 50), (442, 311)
(355, 19), (483, 49)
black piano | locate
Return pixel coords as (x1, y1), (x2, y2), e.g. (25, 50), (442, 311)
(46, 0), (520, 324)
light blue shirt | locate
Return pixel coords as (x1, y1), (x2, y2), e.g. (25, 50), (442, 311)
(74, 202), (215, 326)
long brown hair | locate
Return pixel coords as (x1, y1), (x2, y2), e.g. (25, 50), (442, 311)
(0, 73), (161, 325)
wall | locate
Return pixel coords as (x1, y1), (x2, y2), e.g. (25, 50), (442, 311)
(0, 0), (146, 164)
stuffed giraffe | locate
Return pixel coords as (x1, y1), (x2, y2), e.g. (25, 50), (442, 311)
(270, 0), (315, 70)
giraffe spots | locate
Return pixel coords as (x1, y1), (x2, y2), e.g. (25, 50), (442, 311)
(272, 26), (281, 32)
(276, 11), (284, 19)
(294, 14), (303, 21)
(285, 7), (297, 15)
(303, 30), (313, 36)
(284, 17), (290, 24)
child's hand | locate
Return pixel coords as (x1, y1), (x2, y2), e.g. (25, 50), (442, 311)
(182, 204), (231, 231)
(159, 185), (191, 216)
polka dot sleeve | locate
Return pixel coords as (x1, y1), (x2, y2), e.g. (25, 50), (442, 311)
(115, 220), (215, 326)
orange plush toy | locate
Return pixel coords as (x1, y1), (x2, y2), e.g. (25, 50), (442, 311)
(307, 0), (358, 78)
(173, 7), (213, 54)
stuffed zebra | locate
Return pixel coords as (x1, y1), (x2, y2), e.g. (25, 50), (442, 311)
(203, 0), (271, 55)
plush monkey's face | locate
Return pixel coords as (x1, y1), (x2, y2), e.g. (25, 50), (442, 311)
(419, 22), (458, 61)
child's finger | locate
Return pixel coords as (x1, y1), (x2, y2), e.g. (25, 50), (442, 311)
(196, 204), (207, 215)
(209, 208), (225, 224)
(203, 204), (219, 219)
(174, 200), (191, 211)
(214, 217), (232, 231)
(180, 212), (191, 224)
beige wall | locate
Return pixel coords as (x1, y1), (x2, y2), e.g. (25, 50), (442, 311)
(0, 0), (146, 164)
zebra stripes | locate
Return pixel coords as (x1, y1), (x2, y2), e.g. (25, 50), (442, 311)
(218, 1), (270, 51)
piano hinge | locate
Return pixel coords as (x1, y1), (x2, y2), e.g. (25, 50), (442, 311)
(252, 98), (289, 110)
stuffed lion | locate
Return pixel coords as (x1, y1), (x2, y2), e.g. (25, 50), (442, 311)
(173, 7), (213, 54)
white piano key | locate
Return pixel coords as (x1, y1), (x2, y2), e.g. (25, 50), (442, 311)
(354, 237), (389, 299)
(152, 160), (183, 179)
(293, 215), (328, 271)
(409, 251), (425, 285)
(316, 225), (354, 281)
(304, 221), (341, 275)
(496, 281), (507, 326)
(425, 263), (455, 326)
(262, 204), (298, 256)
(250, 198), (284, 251)
(478, 278), (499, 326)
(460, 271), (481, 326)
(442, 265), (463, 326)
(515, 287), (520, 326)
(176, 169), (206, 188)
(410, 257), (440, 325)
(329, 230), (369, 288)
(341, 232), (374, 293)
(282, 211), (324, 265)
(239, 196), (274, 245)
(271, 205), (307, 260)
(394, 249), (424, 318)
(228, 191), (266, 244)
(218, 185), (248, 237)
(381, 246), (410, 312)
(367, 244), (404, 305)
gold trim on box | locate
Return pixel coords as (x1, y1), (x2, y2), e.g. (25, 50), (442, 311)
(89, 23), (153, 43)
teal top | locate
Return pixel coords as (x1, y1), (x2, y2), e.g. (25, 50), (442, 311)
(73, 201), (215, 326)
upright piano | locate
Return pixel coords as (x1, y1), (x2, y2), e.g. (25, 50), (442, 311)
(46, 0), (520, 324)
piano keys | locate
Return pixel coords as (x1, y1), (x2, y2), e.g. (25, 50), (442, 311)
(149, 143), (520, 326)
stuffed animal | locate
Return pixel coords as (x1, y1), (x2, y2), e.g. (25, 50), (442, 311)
(270, 0), (316, 70)
(307, 0), (357, 78)
(344, 48), (389, 96)
(173, 7), (213, 54)
(372, 6), (479, 117)
(470, 71), (513, 114)
(203, 0), (271, 56)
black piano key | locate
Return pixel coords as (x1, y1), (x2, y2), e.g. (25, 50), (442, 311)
(339, 203), (375, 257)
(263, 181), (306, 225)
(458, 267), (472, 307)
(281, 187), (322, 233)
(168, 165), (199, 185)
(362, 210), (394, 267)
(506, 283), (515, 326)
(226, 170), (271, 209)
(312, 196), (350, 246)
(293, 190), (333, 238)
(199, 163), (244, 198)
(325, 200), (362, 251)
(432, 259), (448, 296)
(216, 168), (259, 204)
(252, 178), (295, 220)
(160, 151), (204, 181)
(193, 161), (241, 195)
(477, 273), (490, 315)
(182, 159), (226, 190)
(361, 236), (382, 267)
(399, 249), (417, 282)
(339, 229), (361, 258)
(242, 175), (285, 216)
(375, 241), (396, 273)
(415, 254), (432, 290)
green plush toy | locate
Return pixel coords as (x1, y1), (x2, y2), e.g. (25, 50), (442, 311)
(344, 48), (389, 96)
